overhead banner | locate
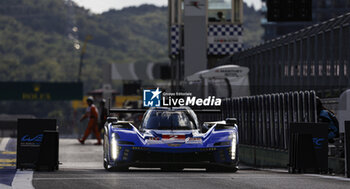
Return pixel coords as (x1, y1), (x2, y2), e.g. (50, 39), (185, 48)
(0, 82), (83, 100)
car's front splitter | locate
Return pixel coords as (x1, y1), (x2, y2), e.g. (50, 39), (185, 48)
(108, 146), (238, 169)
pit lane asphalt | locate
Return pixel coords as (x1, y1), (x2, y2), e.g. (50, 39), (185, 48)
(29, 139), (350, 189)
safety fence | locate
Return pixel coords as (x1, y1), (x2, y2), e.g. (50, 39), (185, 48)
(221, 91), (317, 150)
(219, 13), (350, 97)
(195, 107), (223, 124)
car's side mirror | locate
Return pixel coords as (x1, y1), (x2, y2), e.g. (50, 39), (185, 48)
(225, 118), (237, 125)
(201, 122), (218, 133)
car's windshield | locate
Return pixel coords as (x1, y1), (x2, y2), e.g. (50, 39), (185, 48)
(142, 110), (196, 130)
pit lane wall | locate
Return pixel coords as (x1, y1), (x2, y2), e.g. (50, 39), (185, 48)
(220, 90), (345, 173)
(238, 145), (345, 174)
(221, 91), (318, 150)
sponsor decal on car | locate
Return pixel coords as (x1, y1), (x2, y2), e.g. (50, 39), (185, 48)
(161, 135), (186, 143)
(145, 137), (163, 144)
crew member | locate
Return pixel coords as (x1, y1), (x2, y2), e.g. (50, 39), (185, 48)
(78, 96), (102, 145)
(99, 99), (108, 133)
(317, 97), (339, 143)
(217, 11), (226, 22)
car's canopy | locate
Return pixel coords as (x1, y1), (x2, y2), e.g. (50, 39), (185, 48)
(141, 108), (199, 130)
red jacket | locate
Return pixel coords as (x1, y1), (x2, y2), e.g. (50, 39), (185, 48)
(82, 104), (99, 126)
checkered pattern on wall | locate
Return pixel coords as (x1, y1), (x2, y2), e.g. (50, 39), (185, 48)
(170, 24), (243, 56)
(208, 24), (243, 36)
(208, 24), (243, 55)
(170, 25), (180, 55)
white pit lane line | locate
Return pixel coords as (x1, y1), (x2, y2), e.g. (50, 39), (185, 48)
(12, 170), (35, 189)
(302, 174), (350, 182)
(0, 138), (35, 189)
(0, 137), (11, 151)
(0, 138), (14, 189)
(0, 184), (11, 189)
(0, 170), (35, 189)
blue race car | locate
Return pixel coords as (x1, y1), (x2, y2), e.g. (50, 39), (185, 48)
(103, 107), (238, 172)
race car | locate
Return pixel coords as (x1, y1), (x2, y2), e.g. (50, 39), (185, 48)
(103, 107), (238, 172)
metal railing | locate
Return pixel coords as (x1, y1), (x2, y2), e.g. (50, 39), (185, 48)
(221, 91), (317, 150)
(220, 13), (350, 97)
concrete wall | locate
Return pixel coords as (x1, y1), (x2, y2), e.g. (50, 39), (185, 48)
(239, 144), (289, 168)
(239, 144), (345, 174)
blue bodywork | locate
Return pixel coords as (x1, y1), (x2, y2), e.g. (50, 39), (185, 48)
(103, 108), (239, 171)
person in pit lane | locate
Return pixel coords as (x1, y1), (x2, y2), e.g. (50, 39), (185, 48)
(78, 96), (102, 145)
(316, 97), (339, 143)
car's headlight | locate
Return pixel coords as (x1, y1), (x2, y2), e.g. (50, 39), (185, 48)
(110, 133), (119, 160)
(231, 133), (237, 160)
